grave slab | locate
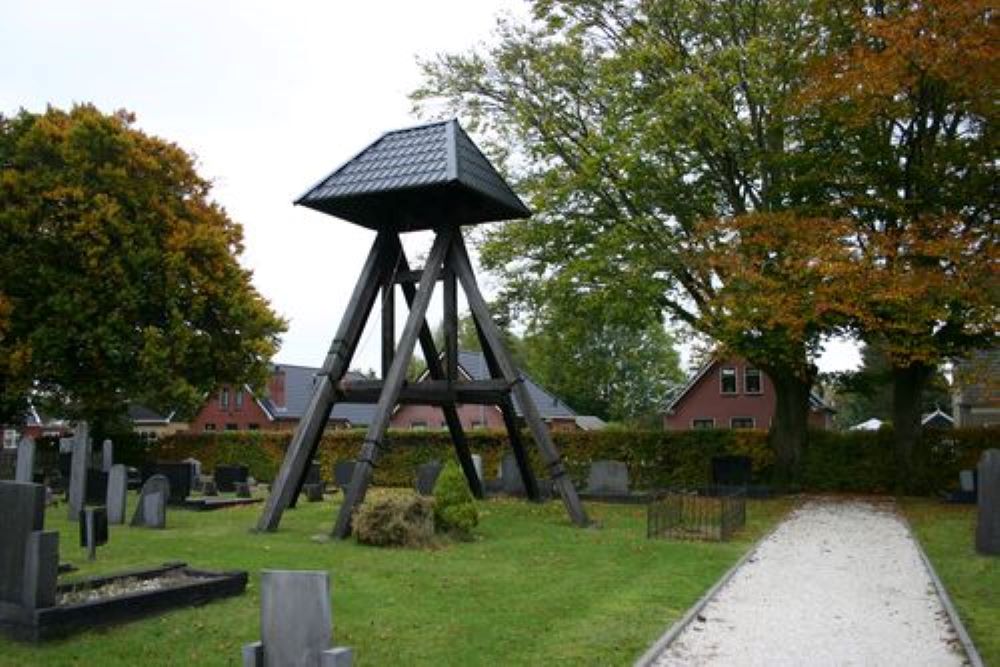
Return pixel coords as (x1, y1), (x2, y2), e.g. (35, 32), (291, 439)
(66, 427), (90, 521)
(106, 465), (127, 524)
(131, 475), (169, 529)
(976, 449), (1000, 556)
(415, 461), (443, 496)
(500, 453), (525, 495)
(101, 439), (113, 472)
(15, 437), (35, 483)
(585, 460), (630, 496)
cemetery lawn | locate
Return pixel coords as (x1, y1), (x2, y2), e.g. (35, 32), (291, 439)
(0, 494), (793, 667)
(901, 499), (1000, 665)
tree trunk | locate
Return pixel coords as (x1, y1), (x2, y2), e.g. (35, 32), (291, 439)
(890, 361), (932, 489)
(765, 365), (815, 487)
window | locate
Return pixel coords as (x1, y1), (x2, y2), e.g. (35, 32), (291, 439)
(225, 423), (239, 431)
(731, 417), (755, 429)
(470, 420), (485, 429)
(220, 388), (230, 409)
(410, 421), (427, 431)
(744, 369), (762, 394)
(248, 423), (260, 431)
(720, 368), (737, 394)
(692, 418), (715, 429)
(235, 390), (244, 410)
(204, 423), (217, 432)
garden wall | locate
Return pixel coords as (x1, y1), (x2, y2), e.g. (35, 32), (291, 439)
(144, 426), (996, 495)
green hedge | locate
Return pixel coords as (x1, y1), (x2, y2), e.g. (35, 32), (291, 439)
(150, 426), (996, 495)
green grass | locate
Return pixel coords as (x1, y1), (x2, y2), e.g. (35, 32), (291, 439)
(900, 499), (1000, 666)
(1, 493), (792, 666)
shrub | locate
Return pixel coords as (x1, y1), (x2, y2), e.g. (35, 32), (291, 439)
(353, 491), (434, 547)
(433, 461), (478, 538)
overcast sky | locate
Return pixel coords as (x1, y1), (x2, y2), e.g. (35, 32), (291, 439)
(2, 0), (859, 376)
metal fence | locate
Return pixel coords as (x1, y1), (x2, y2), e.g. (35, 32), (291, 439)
(646, 487), (747, 542)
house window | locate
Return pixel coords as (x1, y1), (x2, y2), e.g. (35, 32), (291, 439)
(720, 368), (737, 394)
(744, 369), (762, 394)
(692, 418), (715, 429)
(204, 423), (217, 432)
(731, 417), (755, 429)
(248, 423), (260, 431)
(235, 390), (244, 410)
(470, 420), (485, 429)
(220, 388), (230, 409)
(225, 423), (239, 431)
(410, 421), (428, 431)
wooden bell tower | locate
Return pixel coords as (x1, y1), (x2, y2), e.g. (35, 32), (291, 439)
(256, 120), (589, 538)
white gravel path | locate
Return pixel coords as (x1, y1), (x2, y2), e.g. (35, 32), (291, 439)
(653, 499), (967, 667)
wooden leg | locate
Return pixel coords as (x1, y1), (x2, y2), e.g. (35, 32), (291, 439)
(473, 319), (540, 500)
(332, 229), (454, 538)
(452, 233), (589, 527)
(394, 242), (483, 499)
(256, 232), (392, 532)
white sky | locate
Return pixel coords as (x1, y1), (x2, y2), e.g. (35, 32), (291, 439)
(2, 0), (859, 377)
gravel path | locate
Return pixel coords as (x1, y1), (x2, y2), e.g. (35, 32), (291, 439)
(652, 499), (967, 667)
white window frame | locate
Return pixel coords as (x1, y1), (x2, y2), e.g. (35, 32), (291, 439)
(235, 389), (244, 410)
(730, 416), (755, 429)
(220, 388), (229, 409)
(691, 418), (715, 429)
(720, 367), (738, 395)
(744, 368), (763, 395)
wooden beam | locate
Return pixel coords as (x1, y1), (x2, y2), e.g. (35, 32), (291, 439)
(452, 233), (589, 527)
(395, 241), (484, 499)
(381, 277), (396, 379)
(336, 379), (510, 405)
(443, 269), (458, 383)
(392, 269), (426, 284)
(332, 228), (454, 538)
(256, 232), (392, 532)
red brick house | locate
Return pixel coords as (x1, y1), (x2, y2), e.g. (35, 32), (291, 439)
(663, 357), (834, 430)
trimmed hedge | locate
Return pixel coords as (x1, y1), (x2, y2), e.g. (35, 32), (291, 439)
(149, 426), (997, 495)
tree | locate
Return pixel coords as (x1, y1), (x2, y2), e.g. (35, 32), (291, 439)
(0, 105), (286, 431)
(415, 0), (841, 477)
(800, 0), (998, 468)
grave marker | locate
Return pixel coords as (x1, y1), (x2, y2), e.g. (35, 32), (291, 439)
(0, 481), (58, 610)
(15, 436), (36, 483)
(415, 461), (443, 496)
(66, 424), (90, 520)
(79, 507), (108, 561)
(500, 453), (525, 495)
(131, 475), (169, 529)
(215, 464), (249, 493)
(235, 482), (252, 499)
(585, 460), (630, 496)
(976, 449), (1000, 556)
(106, 464), (128, 524)
(304, 484), (324, 502)
(334, 461), (356, 489)
(101, 439), (114, 472)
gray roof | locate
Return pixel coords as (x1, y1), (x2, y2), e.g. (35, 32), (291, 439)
(453, 351), (577, 420)
(295, 119), (531, 231)
(261, 364), (376, 426)
(127, 403), (173, 424)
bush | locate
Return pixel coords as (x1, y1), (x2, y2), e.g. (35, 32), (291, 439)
(353, 491), (435, 547)
(433, 461), (478, 538)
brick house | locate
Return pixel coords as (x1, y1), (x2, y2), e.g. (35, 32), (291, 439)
(951, 347), (1000, 428)
(663, 356), (834, 430)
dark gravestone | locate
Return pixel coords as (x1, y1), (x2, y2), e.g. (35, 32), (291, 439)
(79, 507), (108, 560)
(234, 482), (252, 499)
(303, 484), (324, 502)
(145, 462), (194, 504)
(415, 461), (444, 496)
(58, 452), (72, 479)
(215, 464), (249, 493)
(0, 481), (58, 609)
(106, 464), (127, 524)
(711, 456), (753, 488)
(305, 462), (322, 486)
(242, 570), (352, 667)
(334, 461), (356, 489)
(500, 453), (525, 495)
(976, 449), (1000, 556)
(585, 460), (630, 496)
(131, 475), (169, 529)
(85, 469), (109, 505)
(101, 439), (114, 472)
(66, 430), (90, 520)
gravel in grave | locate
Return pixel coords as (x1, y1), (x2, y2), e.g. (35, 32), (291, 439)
(57, 571), (201, 606)
(653, 499), (967, 667)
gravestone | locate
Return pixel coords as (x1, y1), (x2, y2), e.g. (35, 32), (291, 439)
(242, 570), (353, 667)
(106, 464), (128, 524)
(471, 454), (483, 484)
(66, 424), (90, 520)
(101, 439), (114, 472)
(711, 456), (753, 488)
(15, 436), (36, 483)
(235, 482), (252, 499)
(334, 461), (356, 489)
(976, 449), (1000, 556)
(203, 480), (219, 496)
(303, 484), (324, 502)
(131, 475), (169, 529)
(415, 461), (444, 496)
(79, 507), (109, 561)
(585, 460), (630, 496)
(215, 464), (249, 493)
(145, 462), (194, 503)
(0, 481), (59, 610)
(85, 469), (110, 505)
(304, 462), (322, 486)
(183, 458), (203, 487)
(500, 453), (525, 495)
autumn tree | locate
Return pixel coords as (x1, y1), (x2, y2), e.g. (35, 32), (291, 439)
(0, 105), (286, 431)
(801, 0), (998, 469)
(415, 0), (841, 476)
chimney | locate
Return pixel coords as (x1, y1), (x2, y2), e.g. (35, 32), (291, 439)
(268, 367), (286, 409)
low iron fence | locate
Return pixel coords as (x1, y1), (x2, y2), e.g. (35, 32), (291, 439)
(646, 486), (747, 542)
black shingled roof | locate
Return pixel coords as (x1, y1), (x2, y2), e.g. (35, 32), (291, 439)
(295, 119), (531, 231)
